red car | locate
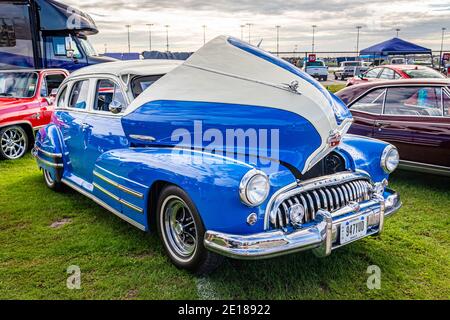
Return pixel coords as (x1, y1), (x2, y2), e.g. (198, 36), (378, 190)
(336, 79), (450, 176)
(0, 69), (68, 160)
(346, 64), (446, 86)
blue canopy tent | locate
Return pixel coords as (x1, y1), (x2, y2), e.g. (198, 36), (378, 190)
(359, 38), (432, 66)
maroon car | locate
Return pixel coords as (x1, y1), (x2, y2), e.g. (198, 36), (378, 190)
(336, 79), (450, 176)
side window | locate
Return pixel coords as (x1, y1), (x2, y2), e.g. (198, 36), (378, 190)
(52, 37), (66, 56)
(384, 87), (443, 116)
(351, 88), (386, 114)
(394, 72), (402, 79)
(40, 77), (48, 97)
(379, 68), (394, 79)
(57, 85), (67, 108)
(68, 80), (90, 109)
(0, 18), (16, 47)
(443, 89), (450, 117)
(94, 79), (126, 112)
(364, 68), (380, 78)
(43, 74), (66, 96)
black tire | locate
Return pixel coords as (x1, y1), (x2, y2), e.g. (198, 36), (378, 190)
(334, 74), (338, 80)
(0, 125), (28, 160)
(341, 75), (345, 81)
(323, 76), (328, 81)
(156, 185), (223, 275)
(43, 168), (64, 191)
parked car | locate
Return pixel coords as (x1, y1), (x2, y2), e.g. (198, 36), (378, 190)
(33, 36), (401, 274)
(336, 79), (450, 176)
(334, 61), (369, 80)
(0, 68), (68, 160)
(302, 59), (328, 81)
(347, 64), (446, 86)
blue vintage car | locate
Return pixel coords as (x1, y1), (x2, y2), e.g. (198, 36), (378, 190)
(33, 36), (402, 274)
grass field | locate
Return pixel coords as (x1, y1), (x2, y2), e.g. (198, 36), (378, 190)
(0, 155), (449, 300)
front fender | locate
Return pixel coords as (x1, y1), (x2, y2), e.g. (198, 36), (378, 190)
(33, 124), (64, 179)
(95, 147), (296, 234)
(336, 134), (391, 183)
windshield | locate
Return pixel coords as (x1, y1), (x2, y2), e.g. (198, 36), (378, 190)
(79, 38), (98, 57)
(306, 61), (325, 67)
(0, 72), (38, 98)
(403, 68), (445, 79)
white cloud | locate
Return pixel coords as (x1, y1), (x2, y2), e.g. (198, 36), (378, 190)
(64, 0), (450, 53)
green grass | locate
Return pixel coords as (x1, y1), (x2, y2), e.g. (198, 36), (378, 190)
(326, 84), (346, 93)
(0, 155), (449, 299)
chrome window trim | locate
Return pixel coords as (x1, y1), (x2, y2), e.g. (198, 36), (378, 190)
(349, 88), (386, 115)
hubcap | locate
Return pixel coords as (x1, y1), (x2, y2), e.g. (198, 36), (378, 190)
(1, 128), (26, 159)
(163, 196), (197, 258)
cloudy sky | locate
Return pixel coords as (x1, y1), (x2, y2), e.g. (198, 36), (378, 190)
(64, 0), (450, 54)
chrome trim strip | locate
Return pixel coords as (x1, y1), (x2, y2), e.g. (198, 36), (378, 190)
(93, 171), (144, 199)
(94, 165), (148, 188)
(34, 145), (62, 158)
(35, 154), (63, 168)
(398, 160), (450, 176)
(129, 134), (156, 142)
(62, 179), (146, 231)
(93, 182), (144, 214)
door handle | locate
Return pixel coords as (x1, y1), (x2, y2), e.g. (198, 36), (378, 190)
(374, 121), (385, 131)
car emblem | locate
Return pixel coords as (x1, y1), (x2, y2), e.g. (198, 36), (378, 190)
(289, 203), (305, 226)
(327, 129), (341, 147)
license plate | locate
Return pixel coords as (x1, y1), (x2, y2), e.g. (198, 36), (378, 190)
(340, 216), (367, 244)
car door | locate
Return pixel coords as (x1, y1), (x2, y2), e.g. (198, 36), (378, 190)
(348, 87), (386, 137)
(81, 77), (145, 219)
(372, 85), (448, 166)
(54, 79), (89, 184)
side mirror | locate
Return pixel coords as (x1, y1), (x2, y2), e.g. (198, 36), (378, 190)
(50, 88), (58, 98)
(109, 100), (123, 114)
(358, 73), (365, 79)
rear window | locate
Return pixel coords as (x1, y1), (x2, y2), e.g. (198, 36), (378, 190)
(403, 68), (445, 79)
(306, 61), (325, 67)
(130, 75), (163, 98)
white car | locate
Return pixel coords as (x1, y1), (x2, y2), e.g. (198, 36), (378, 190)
(302, 60), (328, 81)
(334, 61), (369, 80)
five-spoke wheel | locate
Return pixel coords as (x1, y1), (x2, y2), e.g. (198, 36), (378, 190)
(0, 126), (28, 160)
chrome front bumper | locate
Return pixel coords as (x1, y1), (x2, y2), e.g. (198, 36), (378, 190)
(204, 190), (401, 260)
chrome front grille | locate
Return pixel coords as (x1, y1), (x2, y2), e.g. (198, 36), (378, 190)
(269, 175), (373, 229)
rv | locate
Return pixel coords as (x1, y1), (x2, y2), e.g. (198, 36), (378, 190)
(0, 0), (114, 71)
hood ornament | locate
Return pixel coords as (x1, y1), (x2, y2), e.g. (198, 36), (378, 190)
(283, 80), (300, 94)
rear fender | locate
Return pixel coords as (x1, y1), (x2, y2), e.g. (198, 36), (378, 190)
(33, 124), (65, 180)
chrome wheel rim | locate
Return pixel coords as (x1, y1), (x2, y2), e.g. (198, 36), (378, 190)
(163, 196), (197, 258)
(1, 128), (26, 159)
(43, 169), (54, 186)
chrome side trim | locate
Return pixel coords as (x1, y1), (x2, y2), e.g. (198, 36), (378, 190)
(35, 145), (63, 158)
(399, 160), (450, 177)
(93, 171), (144, 198)
(94, 165), (148, 188)
(129, 134), (156, 142)
(62, 178), (146, 231)
(34, 154), (63, 168)
(93, 182), (144, 214)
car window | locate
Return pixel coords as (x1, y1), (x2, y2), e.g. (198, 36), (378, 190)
(384, 87), (443, 117)
(94, 79), (127, 112)
(350, 88), (386, 114)
(443, 90), (450, 117)
(130, 75), (163, 98)
(394, 72), (402, 79)
(379, 68), (395, 79)
(57, 85), (67, 108)
(402, 68), (445, 79)
(68, 80), (89, 109)
(41, 74), (66, 97)
(364, 68), (380, 78)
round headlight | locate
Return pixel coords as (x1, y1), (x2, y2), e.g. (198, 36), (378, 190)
(381, 145), (399, 173)
(239, 169), (270, 207)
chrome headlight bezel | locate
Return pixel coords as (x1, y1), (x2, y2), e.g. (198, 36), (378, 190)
(239, 169), (270, 207)
(381, 145), (399, 173)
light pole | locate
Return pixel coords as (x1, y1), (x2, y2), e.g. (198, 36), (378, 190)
(202, 25), (207, 45)
(276, 25), (281, 56)
(165, 25), (170, 52)
(104, 43), (107, 54)
(125, 24), (131, 53)
(311, 25), (317, 53)
(395, 28), (400, 37)
(356, 26), (362, 57)
(146, 23), (154, 51)
(441, 27), (447, 69)
(246, 23), (253, 44)
(240, 25), (245, 40)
